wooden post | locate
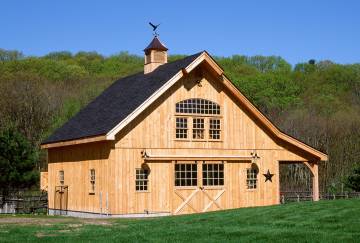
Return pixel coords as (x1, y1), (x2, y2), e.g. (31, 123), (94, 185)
(305, 161), (319, 201)
(312, 163), (319, 201)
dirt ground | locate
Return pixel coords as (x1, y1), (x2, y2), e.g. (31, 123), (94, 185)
(0, 216), (112, 226)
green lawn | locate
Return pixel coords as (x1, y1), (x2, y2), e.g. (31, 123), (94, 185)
(0, 199), (359, 242)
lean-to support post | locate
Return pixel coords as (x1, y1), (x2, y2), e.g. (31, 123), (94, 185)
(304, 161), (319, 201)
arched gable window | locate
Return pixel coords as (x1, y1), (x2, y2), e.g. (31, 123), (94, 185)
(175, 99), (221, 140)
(175, 98), (220, 115)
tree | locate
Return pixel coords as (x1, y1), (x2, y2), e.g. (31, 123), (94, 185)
(44, 51), (73, 61)
(345, 164), (360, 192)
(0, 127), (39, 203)
(0, 49), (23, 61)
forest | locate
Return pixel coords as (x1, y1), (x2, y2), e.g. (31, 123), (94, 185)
(0, 48), (359, 193)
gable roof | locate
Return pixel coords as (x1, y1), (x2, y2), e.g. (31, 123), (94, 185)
(42, 52), (202, 145)
(41, 51), (327, 161)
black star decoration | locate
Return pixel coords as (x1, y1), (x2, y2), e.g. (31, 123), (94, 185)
(263, 169), (274, 182)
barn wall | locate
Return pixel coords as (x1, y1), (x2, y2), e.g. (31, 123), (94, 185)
(47, 142), (115, 214)
(47, 65), (311, 216)
(110, 66), (309, 215)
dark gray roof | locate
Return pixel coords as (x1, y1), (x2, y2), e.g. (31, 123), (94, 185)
(43, 52), (203, 144)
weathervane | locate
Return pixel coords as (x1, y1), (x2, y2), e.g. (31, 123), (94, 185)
(149, 22), (161, 37)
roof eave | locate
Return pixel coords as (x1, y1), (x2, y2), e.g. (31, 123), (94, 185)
(41, 134), (108, 149)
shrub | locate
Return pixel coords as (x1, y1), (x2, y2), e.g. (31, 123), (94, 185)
(345, 164), (360, 192)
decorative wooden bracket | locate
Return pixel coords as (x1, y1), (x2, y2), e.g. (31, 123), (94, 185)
(141, 150), (149, 159)
(250, 150), (260, 164)
(181, 68), (188, 76)
(304, 161), (316, 176)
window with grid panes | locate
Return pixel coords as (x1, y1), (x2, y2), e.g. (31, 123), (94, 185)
(202, 163), (224, 186)
(135, 169), (149, 191)
(175, 99), (221, 141)
(209, 119), (221, 139)
(89, 169), (95, 193)
(192, 118), (204, 139)
(175, 163), (197, 186)
(176, 117), (188, 139)
(176, 99), (220, 115)
(246, 168), (258, 189)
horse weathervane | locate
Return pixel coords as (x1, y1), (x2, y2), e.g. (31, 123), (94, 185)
(149, 22), (161, 37)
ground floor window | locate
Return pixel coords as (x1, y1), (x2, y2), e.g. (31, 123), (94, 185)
(174, 162), (225, 187)
(202, 163), (224, 186)
(175, 163), (197, 186)
(89, 169), (95, 193)
(136, 168), (149, 191)
(59, 170), (64, 185)
(246, 167), (258, 189)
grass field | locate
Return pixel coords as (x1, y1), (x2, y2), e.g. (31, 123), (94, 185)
(0, 199), (359, 242)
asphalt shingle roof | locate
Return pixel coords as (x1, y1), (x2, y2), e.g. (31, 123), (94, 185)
(43, 52), (203, 144)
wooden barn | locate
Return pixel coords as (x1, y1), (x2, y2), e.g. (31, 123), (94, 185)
(41, 36), (328, 217)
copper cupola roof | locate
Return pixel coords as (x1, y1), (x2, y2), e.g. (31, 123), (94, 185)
(144, 36), (168, 54)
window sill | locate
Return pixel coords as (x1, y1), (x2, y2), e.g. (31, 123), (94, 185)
(175, 114), (223, 118)
(175, 186), (198, 190)
(202, 186), (224, 190)
(135, 191), (150, 193)
(174, 139), (223, 143)
(246, 189), (257, 192)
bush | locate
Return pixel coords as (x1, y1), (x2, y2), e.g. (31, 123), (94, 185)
(345, 164), (360, 192)
(0, 127), (39, 202)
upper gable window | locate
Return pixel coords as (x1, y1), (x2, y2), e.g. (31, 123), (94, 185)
(176, 99), (220, 115)
(175, 99), (221, 141)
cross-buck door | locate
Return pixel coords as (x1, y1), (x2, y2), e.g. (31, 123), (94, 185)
(173, 161), (226, 215)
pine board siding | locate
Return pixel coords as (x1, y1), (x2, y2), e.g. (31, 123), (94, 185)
(44, 46), (326, 217)
(47, 65), (313, 216)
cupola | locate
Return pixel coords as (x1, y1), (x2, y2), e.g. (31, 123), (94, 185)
(143, 36), (168, 74)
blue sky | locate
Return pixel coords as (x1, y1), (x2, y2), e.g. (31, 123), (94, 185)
(1, 0), (359, 65)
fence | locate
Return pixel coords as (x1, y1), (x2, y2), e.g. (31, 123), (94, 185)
(1, 190), (359, 214)
(0, 191), (48, 214)
(280, 191), (360, 204)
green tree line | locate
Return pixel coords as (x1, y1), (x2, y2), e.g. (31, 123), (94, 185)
(0, 48), (359, 193)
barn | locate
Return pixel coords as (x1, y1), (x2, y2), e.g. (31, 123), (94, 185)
(41, 36), (328, 217)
